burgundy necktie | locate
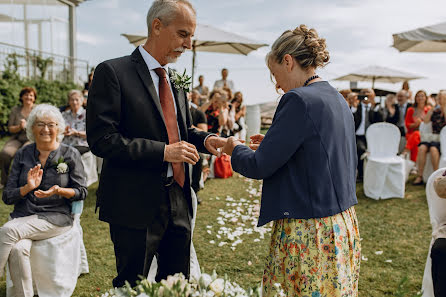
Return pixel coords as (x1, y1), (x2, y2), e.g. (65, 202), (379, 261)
(154, 67), (185, 187)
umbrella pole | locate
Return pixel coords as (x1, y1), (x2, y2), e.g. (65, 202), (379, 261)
(191, 41), (196, 89)
(372, 77), (375, 89)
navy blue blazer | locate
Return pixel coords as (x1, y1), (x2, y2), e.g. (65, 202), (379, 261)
(231, 81), (358, 226)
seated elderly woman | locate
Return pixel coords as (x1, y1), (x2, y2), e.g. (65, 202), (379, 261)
(0, 104), (87, 297)
(62, 90), (89, 154)
(0, 87), (36, 189)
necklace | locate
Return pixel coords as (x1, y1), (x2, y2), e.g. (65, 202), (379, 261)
(303, 75), (320, 87)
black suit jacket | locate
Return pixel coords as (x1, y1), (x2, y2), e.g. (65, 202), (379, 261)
(86, 48), (211, 229)
(353, 102), (385, 133)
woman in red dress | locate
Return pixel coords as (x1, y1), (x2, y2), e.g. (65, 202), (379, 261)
(403, 90), (430, 163)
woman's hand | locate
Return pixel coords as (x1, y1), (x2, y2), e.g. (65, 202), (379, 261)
(34, 185), (60, 198)
(27, 164), (43, 190)
(249, 134), (265, 151)
(20, 119), (27, 130)
(222, 136), (242, 156)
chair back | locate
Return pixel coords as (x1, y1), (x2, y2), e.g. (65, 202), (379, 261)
(366, 122), (400, 157)
(426, 168), (446, 232)
(440, 126), (446, 156)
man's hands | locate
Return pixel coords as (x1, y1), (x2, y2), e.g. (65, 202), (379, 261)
(205, 136), (227, 157)
(249, 134), (264, 151)
(164, 141), (200, 165)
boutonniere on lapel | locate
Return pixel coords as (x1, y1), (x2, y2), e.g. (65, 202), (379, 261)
(169, 69), (192, 92)
(53, 157), (69, 174)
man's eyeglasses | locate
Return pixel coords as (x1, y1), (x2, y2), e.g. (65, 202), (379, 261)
(35, 122), (58, 129)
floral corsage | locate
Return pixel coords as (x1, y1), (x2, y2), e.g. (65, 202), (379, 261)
(54, 157), (69, 174)
(170, 69), (192, 91)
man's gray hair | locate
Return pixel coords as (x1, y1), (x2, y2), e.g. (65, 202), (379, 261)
(146, 0), (195, 37)
(397, 90), (409, 98)
(26, 104), (66, 143)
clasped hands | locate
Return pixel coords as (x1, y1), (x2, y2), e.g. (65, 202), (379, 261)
(222, 134), (265, 156)
(21, 164), (60, 198)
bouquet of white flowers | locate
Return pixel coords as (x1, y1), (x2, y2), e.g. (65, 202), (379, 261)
(101, 271), (263, 297)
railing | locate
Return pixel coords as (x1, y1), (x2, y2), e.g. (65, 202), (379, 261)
(0, 41), (90, 84)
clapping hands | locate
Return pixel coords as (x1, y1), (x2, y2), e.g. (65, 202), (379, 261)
(27, 164), (43, 190)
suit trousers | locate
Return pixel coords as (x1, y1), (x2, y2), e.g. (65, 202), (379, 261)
(0, 215), (71, 297)
(356, 135), (367, 179)
(431, 238), (446, 297)
(109, 182), (191, 288)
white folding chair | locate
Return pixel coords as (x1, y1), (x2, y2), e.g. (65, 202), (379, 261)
(364, 123), (406, 199)
(439, 126), (446, 169)
(6, 201), (89, 297)
(420, 122), (435, 183)
(421, 168), (446, 297)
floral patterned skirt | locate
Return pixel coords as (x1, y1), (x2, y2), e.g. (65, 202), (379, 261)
(262, 207), (361, 297)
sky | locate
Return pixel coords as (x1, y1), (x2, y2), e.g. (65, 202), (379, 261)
(76, 0), (446, 105)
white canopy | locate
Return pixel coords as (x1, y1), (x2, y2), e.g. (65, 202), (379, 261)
(392, 21), (446, 53)
(122, 23), (268, 82)
(333, 65), (423, 87)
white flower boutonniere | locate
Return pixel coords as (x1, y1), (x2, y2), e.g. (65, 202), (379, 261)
(170, 69), (192, 91)
(54, 157), (69, 174)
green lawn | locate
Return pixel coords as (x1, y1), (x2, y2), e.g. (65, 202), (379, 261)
(0, 152), (431, 296)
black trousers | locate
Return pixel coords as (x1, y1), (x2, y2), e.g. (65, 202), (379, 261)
(356, 135), (367, 179)
(431, 238), (446, 297)
(191, 155), (203, 194)
(109, 182), (192, 287)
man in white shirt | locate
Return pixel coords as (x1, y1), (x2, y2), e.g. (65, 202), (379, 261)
(87, 0), (226, 287)
(213, 68), (235, 93)
(352, 88), (384, 180)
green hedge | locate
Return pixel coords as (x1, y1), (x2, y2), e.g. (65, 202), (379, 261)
(0, 76), (80, 133)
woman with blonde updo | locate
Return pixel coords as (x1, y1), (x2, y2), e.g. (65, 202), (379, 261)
(222, 25), (360, 297)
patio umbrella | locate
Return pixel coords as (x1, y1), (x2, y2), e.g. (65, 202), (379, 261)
(122, 23), (268, 83)
(392, 21), (446, 52)
(333, 65), (423, 88)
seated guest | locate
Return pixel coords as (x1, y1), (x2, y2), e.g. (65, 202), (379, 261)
(0, 104), (87, 296)
(347, 92), (359, 109)
(386, 90), (412, 153)
(230, 91), (247, 141)
(402, 90), (430, 162)
(383, 94), (396, 121)
(213, 68), (235, 93)
(62, 90), (89, 155)
(189, 90), (207, 203)
(200, 89), (229, 135)
(0, 87), (36, 189)
(193, 75), (209, 105)
(413, 90), (446, 185)
(352, 88), (384, 181)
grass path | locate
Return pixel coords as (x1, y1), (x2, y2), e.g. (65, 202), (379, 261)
(0, 171), (431, 296)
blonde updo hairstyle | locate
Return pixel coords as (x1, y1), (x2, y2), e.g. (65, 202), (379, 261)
(267, 25), (330, 71)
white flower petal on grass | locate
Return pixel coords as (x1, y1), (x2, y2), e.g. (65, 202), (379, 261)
(209, 240), (215, 244)
(385, 259), (392, 263)
(207, 230), (212, 234)
(375, 251), (383, 255)
(248, 261), (252, 266)
(362, 256), (368, 261)
(218, 242), (227, 247)
(254, 239), (260, 242)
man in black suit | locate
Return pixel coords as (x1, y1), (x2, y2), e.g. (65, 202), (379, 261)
(352, 88), (384, 180)
(385, 90), (411, 152)
(86, 0), (226, 287)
